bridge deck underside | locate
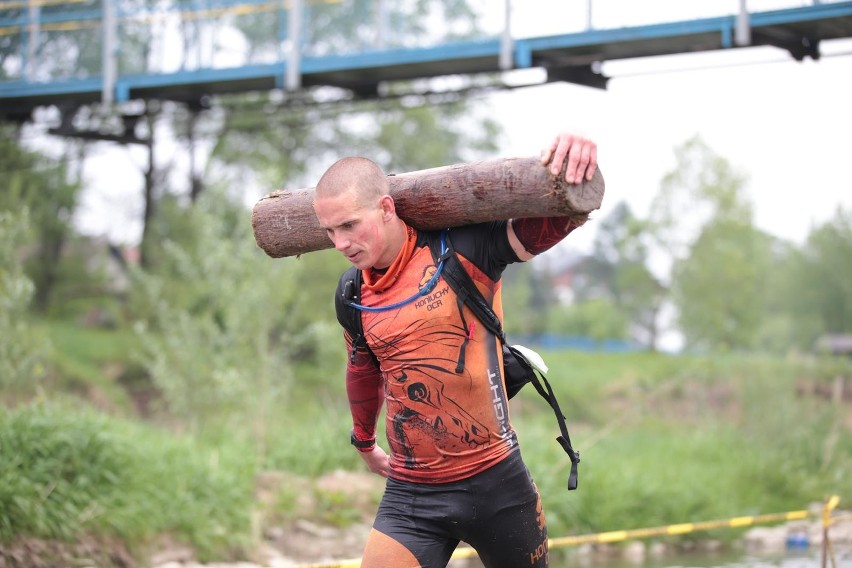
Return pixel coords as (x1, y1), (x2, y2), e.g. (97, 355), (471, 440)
(1, 3), (851, 120)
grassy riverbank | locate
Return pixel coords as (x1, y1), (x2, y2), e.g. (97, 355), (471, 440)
(2, 327), (851, 566)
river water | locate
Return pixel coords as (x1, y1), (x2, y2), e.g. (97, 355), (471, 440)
(549, 546), (852, 568)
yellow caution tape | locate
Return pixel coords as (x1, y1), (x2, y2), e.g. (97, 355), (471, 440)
(824, 495), (841, 527)
(548, 509), (810, 549)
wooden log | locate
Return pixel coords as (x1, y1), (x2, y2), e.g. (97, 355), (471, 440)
(251, 156), (605, 258)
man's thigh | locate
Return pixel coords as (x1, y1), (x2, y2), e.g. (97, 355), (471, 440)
(463, 454), (549, 567)
(361, 526), (457, 568)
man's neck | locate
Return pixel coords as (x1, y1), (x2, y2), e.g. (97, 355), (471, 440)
(373, 219), (409, 270)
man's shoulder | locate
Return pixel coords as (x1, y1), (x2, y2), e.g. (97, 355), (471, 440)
(333, 266), (361, 329)
(416, 222), (509, 252)
(411, 222), (514, 282)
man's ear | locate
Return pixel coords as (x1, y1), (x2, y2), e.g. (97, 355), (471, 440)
(378, 195), (396, 220)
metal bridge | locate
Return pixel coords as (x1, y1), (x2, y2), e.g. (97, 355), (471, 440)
(2, 0), (852, 133)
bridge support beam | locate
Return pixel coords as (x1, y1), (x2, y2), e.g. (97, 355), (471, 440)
(546, 65), (608, 90)
(499, 0), (513, 71)
(25, 0), (40, 82)
(286, 0), (303, 91)
(736, 0), (752, 46)
(47, 105), (149, 145)
(102, 0), (118, 105)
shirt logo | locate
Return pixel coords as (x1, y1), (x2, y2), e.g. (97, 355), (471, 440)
(418, 265), (437, 290)
(415, 265), (448, 312)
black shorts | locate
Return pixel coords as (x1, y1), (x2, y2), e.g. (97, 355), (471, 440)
(366, 451), (549, 568)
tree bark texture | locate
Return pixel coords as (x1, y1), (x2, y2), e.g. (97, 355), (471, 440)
(251, 156), (605, 258)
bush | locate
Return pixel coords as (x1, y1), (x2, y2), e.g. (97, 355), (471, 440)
(0, 209), (50, 392)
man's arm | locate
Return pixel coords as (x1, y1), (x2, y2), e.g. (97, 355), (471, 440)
(508, 215), (589, 262)
(346, 348), (389, 477)
(508, 131), (598, 261)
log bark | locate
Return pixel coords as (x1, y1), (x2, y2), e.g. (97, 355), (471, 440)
(251, 156), (605, 258)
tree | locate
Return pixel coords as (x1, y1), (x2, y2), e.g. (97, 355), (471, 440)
(673, 219), (773, 350)
(0, 127), (82, 312)
(153, 0), (499, 268)
(0, 209), (51, 391)
(12, 0), (495, 273)
(579, 201), (664, 350)
(545, 298), (629, 342)
(751, 238), (806, 353)
(786, 207), (852, 345)
(501, 261), (553, 337)
(130, 187), (349, 459)
(648, 135), (752, 268)
(658, 137), (772, 351)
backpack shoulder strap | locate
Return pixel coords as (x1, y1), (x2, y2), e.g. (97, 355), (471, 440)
(334, 266), (376, 365)
(505, 344), (581, 490)
(426, 230), (505, 342)
(426, 229), (580, 490)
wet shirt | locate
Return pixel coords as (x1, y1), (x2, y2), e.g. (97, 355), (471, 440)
(341, 222), (521, 484)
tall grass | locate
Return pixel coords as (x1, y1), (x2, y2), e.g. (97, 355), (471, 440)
(0, 400), (257, 561)
(513, 350), (852, 540)
(5, 342), (850, 563)
(42, 320), (141, 411)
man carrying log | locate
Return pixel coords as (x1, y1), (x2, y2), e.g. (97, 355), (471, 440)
(312, 131), (598, 568)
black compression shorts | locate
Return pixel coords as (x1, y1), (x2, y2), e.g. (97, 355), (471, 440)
(362, 451), (549, 568)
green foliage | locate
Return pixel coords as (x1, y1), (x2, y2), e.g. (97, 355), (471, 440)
(582, 201), (664, 349)
(131, 192), (289, 429)
(129, 189), (348, 462)
(649, 136), (778, 352)
(788, 207), (852, 343)
(0, 401), (256, 560)
(45, 321), (140, 410)
(545, 298), (629, 341)
(518, 351), (852, 540)
(550, 424), (753, 533)
(751, 239), (812, 352)
(208, 1), (497, 204)
(650, 136), (752, 260)
(8, 334), (852, 562)
(375, 101), (501, 172)
(674, 219), (773, 351)
(206, 96), (314, 199)
(502, 262), (553, 336)
(304, 0), (482, 53)
(16, 1), (102, 79)
(314, 489), (363, 528)
(211, 92), (501, 203)
(0, 209), (51, 392)
(0, 130), (82, 312)
(263, 403), (364, 475)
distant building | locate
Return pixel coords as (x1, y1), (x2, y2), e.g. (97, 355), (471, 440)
(531, 246), (587, 306)
(815, 334), (852, 356)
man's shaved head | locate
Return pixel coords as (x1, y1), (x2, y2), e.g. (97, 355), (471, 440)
(315, 157), (389, 208)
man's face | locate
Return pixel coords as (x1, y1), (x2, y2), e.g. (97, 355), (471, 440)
(313, 188), (389, 270)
